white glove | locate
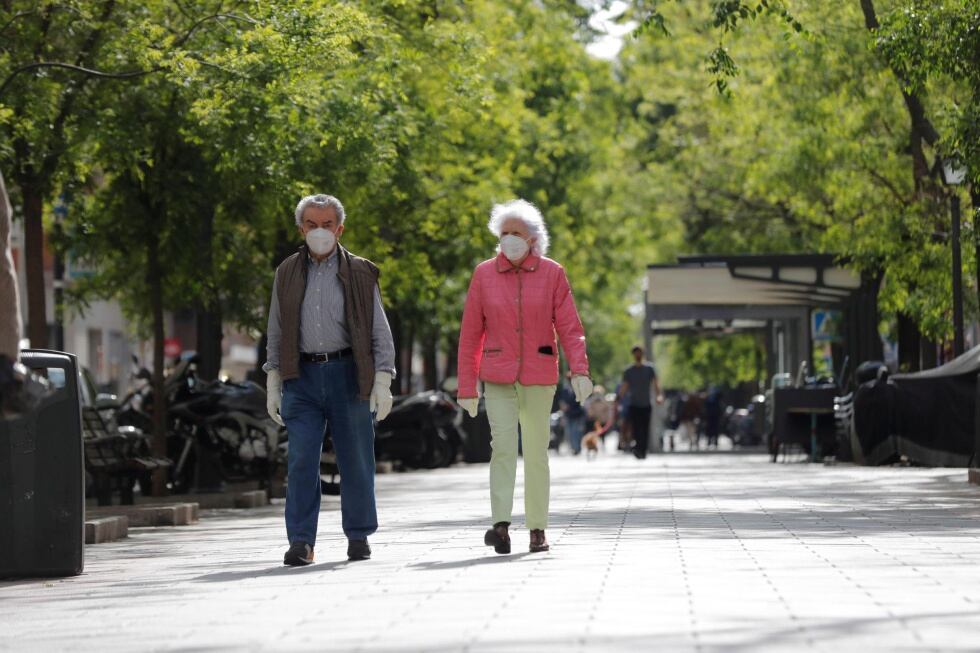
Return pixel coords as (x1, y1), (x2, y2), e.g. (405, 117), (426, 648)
(266, 369), (284, 426)
(370, 371), (393, 421)
(458, 397), (479, 418)
(571, 374), (593, 405)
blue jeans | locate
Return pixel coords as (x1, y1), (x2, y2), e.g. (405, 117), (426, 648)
(281, 358), (377, 545)
(565, 415), (586, 454)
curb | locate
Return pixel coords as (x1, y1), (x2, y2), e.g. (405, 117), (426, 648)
(85, 516), (129, 544)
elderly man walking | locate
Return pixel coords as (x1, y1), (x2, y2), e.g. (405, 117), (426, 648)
(264, 194), (396, 566)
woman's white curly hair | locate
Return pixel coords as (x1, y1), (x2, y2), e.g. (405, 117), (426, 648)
(487, 199), (549, 256)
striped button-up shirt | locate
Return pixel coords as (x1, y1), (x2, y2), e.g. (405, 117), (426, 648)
(265, 248), (396, 375)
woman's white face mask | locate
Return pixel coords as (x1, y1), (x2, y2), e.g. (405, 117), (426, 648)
(306, 227), (336, 256)
(500, 234), (530, 262)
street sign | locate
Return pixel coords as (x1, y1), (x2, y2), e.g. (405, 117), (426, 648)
(812, 310), (841, 342)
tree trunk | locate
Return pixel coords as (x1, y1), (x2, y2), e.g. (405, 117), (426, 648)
(147, 233), (168, 496)
(400, 326), (414, 395)
(972, 186), (980, 320)
(444, 332), (459, 381)
(194, 209), (222, 380)
(22, 183), (48, 349)
(0, 169), (20, 358)
(422, 332), (438, 390)
(920, 334), (938, 370)
(391, 310), (414, 395)
(897, 312), (921, 372)
(195, 308), (223, 381)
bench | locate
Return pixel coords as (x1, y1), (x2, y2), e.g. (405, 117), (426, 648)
(82, 406), (172, 505)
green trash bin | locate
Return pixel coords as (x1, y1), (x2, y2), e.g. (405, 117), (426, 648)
(0, 349), (85, 578)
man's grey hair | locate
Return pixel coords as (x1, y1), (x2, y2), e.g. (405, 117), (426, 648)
(487, 198), (549, 256)
(295, 194), (346, 226)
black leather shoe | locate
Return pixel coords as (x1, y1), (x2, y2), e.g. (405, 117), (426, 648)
(347, 538), (371, 561)
(484, 521), (511, 554)
(283, 541), (314, 566)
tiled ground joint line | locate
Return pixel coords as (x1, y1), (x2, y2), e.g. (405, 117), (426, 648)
(665, 463), (704, 650)
(790, 471), (980, 622)
(751, 473), (924, 645)
(695, 473), (814, 649)
(580, 466), (639, 644)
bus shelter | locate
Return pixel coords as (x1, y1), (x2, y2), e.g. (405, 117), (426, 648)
(645, 254), (882, 388)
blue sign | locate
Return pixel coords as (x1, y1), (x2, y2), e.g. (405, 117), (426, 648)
(812, 310), (841, 342)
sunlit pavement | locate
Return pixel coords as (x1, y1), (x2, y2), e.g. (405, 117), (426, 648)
(3, 439), (980, 652)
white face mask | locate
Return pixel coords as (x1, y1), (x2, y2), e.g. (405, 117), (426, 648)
(305, 227), (336, 256)
(500, 234), (530, 262)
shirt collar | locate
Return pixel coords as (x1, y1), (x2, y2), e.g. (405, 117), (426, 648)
(307, 246), (339, 267)
(495, 251), (540, 273)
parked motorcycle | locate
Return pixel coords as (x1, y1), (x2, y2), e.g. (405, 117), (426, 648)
(723, 394), (767, 447)
(115, 355), (285, 492)
(374, 390), (464, 469)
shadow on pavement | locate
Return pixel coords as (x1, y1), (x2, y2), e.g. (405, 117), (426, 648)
(192, 560), (350, 583)
(408, 552), (534, 571)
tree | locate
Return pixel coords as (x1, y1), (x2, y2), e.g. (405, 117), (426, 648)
(616, 0), (979, 377)
(0, 1), (285, 348)
(55, 1), (370, 493)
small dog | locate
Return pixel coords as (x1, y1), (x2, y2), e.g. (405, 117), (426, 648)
(582, 430), (600, 458)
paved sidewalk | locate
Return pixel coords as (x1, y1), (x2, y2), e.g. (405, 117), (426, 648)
(3, 449), (980, 652)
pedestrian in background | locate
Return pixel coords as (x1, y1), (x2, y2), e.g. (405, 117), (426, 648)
(265, 194), (396, 566)
(457, 199), (591, 554)
(618, 345), (664, 459)
(615, 380), (632, 452)
(704, 385), (723, 448)
(558, 370), (587, 455)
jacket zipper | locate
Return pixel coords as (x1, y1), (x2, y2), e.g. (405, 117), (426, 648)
(515, 268), (524, 383)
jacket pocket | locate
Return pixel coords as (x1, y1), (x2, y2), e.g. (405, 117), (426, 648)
(483, 348), (502, 358)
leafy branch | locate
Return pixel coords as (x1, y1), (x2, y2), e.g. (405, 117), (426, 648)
(0, 12), (258, 101)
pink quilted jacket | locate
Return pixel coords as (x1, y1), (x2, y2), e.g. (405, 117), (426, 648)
(457, 252), (589, 398)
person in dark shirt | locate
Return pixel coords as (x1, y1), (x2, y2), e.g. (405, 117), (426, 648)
(617, 346), (664, 459)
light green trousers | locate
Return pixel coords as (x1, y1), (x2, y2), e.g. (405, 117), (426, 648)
(484, 381), (557, 530)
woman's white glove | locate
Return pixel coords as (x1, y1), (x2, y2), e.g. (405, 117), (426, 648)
(458, 397), (479, 418)
(266, 369), (284, 426)
(370, 371), (393, 421)
(571, 374), (593, 404)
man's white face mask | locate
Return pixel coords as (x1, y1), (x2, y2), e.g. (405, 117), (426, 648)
(500, 234), (530, 262)
(306, 227), (336, 256)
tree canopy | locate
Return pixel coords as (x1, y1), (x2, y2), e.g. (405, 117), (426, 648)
(2, 0), (978, 397)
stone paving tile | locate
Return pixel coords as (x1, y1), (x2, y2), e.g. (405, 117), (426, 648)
(3, 449), (980, 652)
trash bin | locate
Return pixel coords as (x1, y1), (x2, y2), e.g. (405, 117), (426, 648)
(0, 349), (85, 578)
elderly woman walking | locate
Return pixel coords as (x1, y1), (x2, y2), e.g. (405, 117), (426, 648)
(457, 199), (591, 554)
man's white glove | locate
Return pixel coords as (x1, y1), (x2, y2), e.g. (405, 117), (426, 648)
(458, 397), (479, 418)
(571, 374), (593, 405)
(370, 371), (393, 421)
(266, 369), (284, 426)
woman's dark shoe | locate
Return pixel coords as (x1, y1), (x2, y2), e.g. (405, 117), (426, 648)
(529, 529), (550, 553)
(484, 521), (511, 554)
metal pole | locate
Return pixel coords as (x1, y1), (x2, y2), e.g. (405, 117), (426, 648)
(952, 194), (965, 356)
